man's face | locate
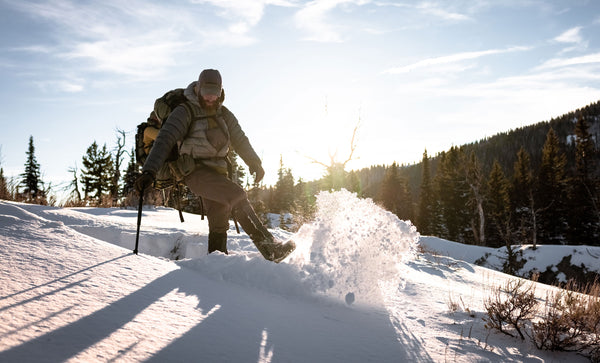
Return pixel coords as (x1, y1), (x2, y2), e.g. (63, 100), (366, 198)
(201, 95), (219, 111)
(201, 94), (219, 109)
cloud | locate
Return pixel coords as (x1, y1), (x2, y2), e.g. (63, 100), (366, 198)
(416, 2), (471, 22)
(192, 0), (297, 29)
(5, 0), (297, 84)
(536, 52), (600, 70)
(34, 80), (85, 93)
(554, 26), (583, 44)
(294, 0), (370, 42)
(384, 46), (530, 74)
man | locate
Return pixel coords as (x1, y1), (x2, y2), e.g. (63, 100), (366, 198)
(135, 69), (295, 263)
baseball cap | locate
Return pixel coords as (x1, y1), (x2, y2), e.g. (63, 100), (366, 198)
(198, 69), (222, 97)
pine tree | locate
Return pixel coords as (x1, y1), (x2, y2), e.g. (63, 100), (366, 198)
(293, 178), (316, 226)
(345, 170), (361, 196)
(511, 147), (535, 246)
(436, 147), (470, 243)
(0, 167), (10, 200)
(465, 151), (485, 245)
(378, 162), (413, 221)
(486, 160), (510, 248)
(417, 150), (437, 235)
(273, 156), (295, 214)
(228, 150), (246, 187)
(536, 128), (569, 244)
(81, 141), (114, 204)
(569, 113), (599, 244)
(0, 147), (8, 200)
(20, 136), (44, 202)
(121, 148), (139, 199)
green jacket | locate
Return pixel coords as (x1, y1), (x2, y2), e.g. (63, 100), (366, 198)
(142, 82), (262, 178)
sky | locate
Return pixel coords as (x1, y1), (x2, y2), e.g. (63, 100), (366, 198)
(1, 0), (600, 191)
(1, 192), (597, 361)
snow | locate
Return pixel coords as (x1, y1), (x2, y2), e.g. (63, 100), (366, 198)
(0, 190), (595, 362)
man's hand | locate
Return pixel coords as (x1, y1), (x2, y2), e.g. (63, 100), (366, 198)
(249, 162), (265, 183)
(135, 171), (155, 194)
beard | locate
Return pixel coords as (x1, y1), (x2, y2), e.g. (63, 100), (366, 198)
(199, 96), (218, 113)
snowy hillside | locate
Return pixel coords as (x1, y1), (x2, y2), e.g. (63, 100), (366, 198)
(0, 190), (595, 362)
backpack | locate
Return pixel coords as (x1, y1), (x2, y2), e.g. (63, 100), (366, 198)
(134, 88), (191, 222)
(135, 88), (188, 188)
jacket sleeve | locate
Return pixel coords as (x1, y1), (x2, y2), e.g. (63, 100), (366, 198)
(142, 105), (190, 176)
(222, 107), (262, 167)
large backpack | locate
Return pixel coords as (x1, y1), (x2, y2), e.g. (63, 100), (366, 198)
(135, 88), (189, 188)
(134, 88), (192, 222)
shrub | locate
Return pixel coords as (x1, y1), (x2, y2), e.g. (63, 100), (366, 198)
(532, 281), (600, 359)
(484, 278), (538, 340)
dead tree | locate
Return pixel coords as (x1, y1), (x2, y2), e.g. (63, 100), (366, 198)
(308, 121), (360, 191)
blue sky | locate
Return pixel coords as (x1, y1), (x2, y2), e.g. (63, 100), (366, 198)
(1, 0), (600, 192)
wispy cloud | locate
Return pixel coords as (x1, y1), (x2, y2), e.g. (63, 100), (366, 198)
(192, 0), (297, 36)
(554, 26), (583, 44)
(374, 1), (471, 22)
(384, 46), (530, 74)
(553, 26), (588, 53)
(294, 0), (369, 42)
(4, 0), (299, 88)
(416, 2), (471, 22)
(536, 52), (600, 70)
(5, 1), (198, 81)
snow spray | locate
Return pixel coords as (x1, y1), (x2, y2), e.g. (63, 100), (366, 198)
(290, 190), (419, 306)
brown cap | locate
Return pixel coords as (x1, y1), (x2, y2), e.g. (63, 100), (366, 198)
(198, 69), (222, 97)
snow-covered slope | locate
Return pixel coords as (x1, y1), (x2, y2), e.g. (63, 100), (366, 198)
(0, 191), (591, 362)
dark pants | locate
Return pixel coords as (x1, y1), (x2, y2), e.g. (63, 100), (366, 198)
(184, 166), (247, 234)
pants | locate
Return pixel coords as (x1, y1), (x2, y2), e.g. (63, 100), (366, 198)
(183, 166), (247, 233)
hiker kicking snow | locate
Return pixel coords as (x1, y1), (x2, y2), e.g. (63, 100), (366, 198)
(135, 69), (295, 262)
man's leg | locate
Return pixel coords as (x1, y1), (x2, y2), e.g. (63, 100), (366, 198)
(204, 199), (229, 254)
(185, 167), (295, 261)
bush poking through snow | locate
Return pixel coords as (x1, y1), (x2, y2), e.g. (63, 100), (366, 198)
(484, 278), (600, 361)
(532, 281), (600, 360)
(484, 278), (538, 340)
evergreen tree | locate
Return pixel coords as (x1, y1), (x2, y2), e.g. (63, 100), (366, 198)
(465, 151), (485, 245)
(486, 160), (510, 248)
(536, 128), (569, 244)
(345, 170), (362, 196)
(436, 147), (470, 243)
(81, 141), (114, 204)
(569, 113), (599, 244)
(378, 162), (413, 221)
(0, 167), (10, 200)
(273, 156), (295, 214)
(417, 150), (436, 235)
(228, 150), (246, 187)
(0, 147), (8, 200)
(293, 178), (316, 226)
(122, 148), (140, 198)
(511, 147), (535, 246)
(20, 136), (44, 202)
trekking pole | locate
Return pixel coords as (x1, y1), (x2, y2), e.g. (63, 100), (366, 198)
(176, 183), (185, 223)
(134, 193), (144, 255)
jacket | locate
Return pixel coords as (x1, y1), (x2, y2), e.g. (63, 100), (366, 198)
(142, 81), (262, 177)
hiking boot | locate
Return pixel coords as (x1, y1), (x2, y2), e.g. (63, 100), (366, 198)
(233, 200), (296, 262)
(208, 231), (228, 254)
(253, 236), (296, 263)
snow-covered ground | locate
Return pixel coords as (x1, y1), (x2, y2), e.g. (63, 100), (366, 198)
(1, 190), (597, 362)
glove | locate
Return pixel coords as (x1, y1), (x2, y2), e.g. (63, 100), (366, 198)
(135, 171), (155, 194)
(249, 162), (265, 183)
